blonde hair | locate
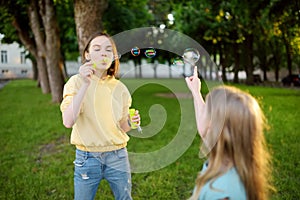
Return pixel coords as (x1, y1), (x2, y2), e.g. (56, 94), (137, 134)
(191, 86), (273, 200)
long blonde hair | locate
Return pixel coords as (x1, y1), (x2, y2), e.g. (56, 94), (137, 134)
(191, 86), (273, 200)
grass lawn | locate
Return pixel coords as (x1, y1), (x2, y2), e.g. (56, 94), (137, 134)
(0, 79), (299, 199)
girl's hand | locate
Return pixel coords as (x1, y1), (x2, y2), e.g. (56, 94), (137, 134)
(185, 66), (201, 96)
(79, 62), (95, 83)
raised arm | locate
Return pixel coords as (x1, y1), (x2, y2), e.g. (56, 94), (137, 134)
(185, 67), (206, 137)
(62, 63), (94, 128)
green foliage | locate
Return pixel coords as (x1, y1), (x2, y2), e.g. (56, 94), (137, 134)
(269, 0), (300, 56)
(0, 0), (79, 61)
(0, 79), (299, 199)
(0, 1), (29, 44)
(55, 0), (79, 60)
(171, 0), (299, 77)
(103, 0), (153, 35)
(172, 1), (211, 43)
(1, 0), (299, 76)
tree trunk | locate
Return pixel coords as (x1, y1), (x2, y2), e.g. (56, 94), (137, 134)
(139, 65), (142, 78)
(258, 43), (268, 81)
(36, 57), (50, 92)
(5, 0), (70, 102)
(39, 0), (64, 103)
(31, 58), (38, 80)
(153, 61), (158, 78)
(245, 33), (254, 85)
(208, 56), (213, 81)
(283, 36), (293, 75)
(74, 0), (108, 55)
(219, 44), (227, 82)
(28, 0), (51, 94)
(11, 18), (40, 82)
(262, 55), (268, 81)
(212, 46), (219, 81)
(10, 1), (51, 93)
(269, 40), (282, 82)
(202, 56), (207, 79)
(233, 43), (240, 83)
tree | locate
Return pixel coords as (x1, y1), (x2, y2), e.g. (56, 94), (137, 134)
(269, 0), (300, 76)
(172, 1), (233, 81)
(31, 0), (64, 102)
(0, 0), (64, 103)
(0, 0), (51, 93)
(172, 0), (278, 85)
(103, 0), (152, 35)
(1, 0), (153, 102)
(74, 0), (108, 56)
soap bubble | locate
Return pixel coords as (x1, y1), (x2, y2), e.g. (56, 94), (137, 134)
(144, 47), (156, 58)
(182, 48), (200, 66)
(131, 46), (140, 56)
(172, 57), (184, 67)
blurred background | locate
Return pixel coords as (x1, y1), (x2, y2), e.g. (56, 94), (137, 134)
(0, 0), (299, 102)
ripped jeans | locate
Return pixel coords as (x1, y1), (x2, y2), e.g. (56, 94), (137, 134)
(73, 148), (132, 200)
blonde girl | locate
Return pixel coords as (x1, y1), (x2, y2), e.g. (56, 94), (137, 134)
(185, 67), (273, 200)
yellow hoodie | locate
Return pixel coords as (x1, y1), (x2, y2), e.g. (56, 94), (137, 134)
(60, 74), (132, 152)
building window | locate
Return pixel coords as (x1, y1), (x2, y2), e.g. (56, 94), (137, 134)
(21, 51), (26, 64)
(1, 50), (7, 63)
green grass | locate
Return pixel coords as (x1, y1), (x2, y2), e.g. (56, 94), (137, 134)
(0, 79), (299, 199)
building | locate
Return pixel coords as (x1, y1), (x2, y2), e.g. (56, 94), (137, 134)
(0, 37), (33, 80)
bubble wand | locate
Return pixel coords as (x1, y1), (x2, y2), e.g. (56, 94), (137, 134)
(129, 108), (142, 133)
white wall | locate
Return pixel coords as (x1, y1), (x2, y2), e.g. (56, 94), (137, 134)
(0, 42), (33, 79)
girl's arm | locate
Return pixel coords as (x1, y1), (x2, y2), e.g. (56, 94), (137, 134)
(185, 67), (206, 137)
(62, 82), (90, 128)
(119, 118), (131, 133)
(62, 63), (94, 128)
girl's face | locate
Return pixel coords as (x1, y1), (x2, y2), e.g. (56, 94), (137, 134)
(87, 36), (114, 71)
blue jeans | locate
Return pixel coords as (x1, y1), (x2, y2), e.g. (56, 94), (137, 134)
(74, 148), (132, 200)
